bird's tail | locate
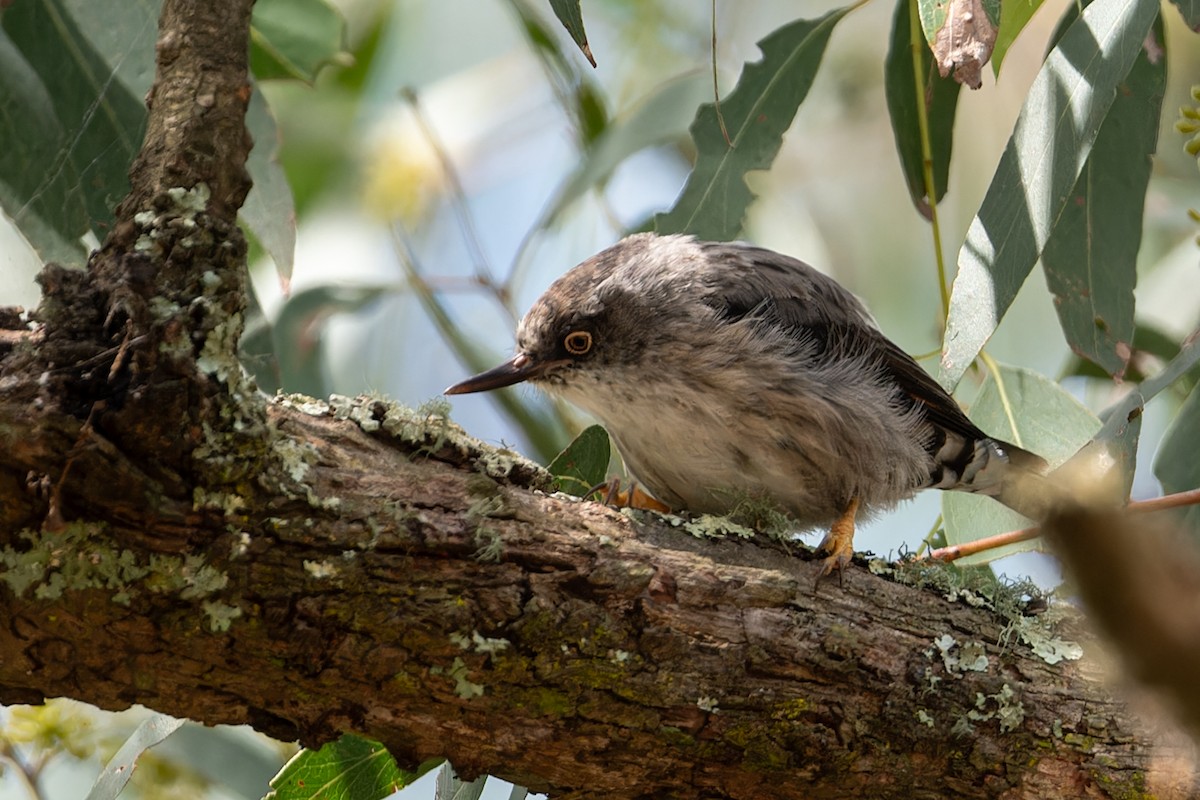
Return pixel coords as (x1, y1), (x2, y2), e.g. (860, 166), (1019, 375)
(949, 437), (1059, 520)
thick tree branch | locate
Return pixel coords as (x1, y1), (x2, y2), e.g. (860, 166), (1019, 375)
(0, 392), (1195, 799)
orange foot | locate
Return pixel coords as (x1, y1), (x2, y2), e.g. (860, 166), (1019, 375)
(596, 478), (672, 513)
(817, 496), (860, 583)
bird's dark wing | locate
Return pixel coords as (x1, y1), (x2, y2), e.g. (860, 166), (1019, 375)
(697, 240), (988, 442)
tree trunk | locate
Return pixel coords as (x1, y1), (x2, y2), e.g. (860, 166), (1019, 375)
(0, 0), (1196, 798)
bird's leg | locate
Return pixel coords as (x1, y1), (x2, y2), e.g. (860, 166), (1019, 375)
(595, 477), (672, 513)
(818, 496), (860, 578)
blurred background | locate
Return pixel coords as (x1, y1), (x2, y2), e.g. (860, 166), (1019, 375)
(1, 0), (1198, 797)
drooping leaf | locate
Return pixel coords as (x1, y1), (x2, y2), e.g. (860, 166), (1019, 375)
(1041, 13), (1165, 379)
(243, 88), (298, 288)
(884, 0), (962, 216)
(86, 714), (186, 800)
(1063, 324), (1199, 390)
(548, 424), (611, 496)
(434, 762), (488, 800)
(509, 0), (608, 146)
(654, 7), (849, 241)
(942, 364), (1100, 565)
(1167, 0), (1200, 28)
(939, 0), (1160, 389)
(264, 735), (411, 800)
(919, 0), (999, 87)
(992, 0), (1047, 75)
(0, 0), (148, 264)
(1154, 382), (1200, 537)
(249, 0), (349, 84)
(547, 0), (596, 67)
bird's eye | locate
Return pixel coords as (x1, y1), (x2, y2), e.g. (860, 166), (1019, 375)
(563, 330), (593, 356)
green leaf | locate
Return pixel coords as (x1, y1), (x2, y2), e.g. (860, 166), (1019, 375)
(1063, 324), (1198, 388)
(86, 714), (186, 800)
(548, 0), (596, 67)
(264, 735), (410, 800)
(1154, 382), (1200, 537)
(993, 0), (1047, 75)
(1041, 13), (1165, 379)
(243, 87), (297, 286)
(547, 424), (611, 496)
(942, 364), (1100, 565)
(938, 0), (1160, 389)
(435, 762), (488, 800)
(0, 0), (148, 264)
(510, 72), (707, 282)
(1167, 0), (1200, 28)
(249, 0), (349, 84)
(272, 284), (390, 398)
(884, 0), (962, 216)
(509, 0), (608, 146)
(654, 8), (849, 241)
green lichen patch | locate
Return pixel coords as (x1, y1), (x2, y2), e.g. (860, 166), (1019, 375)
(317, 394), (551, 490)
(964, 684), (1026, 734)
(929, 634), (990, 674)
(681, 514), (755, 540)
(0, 525), (241, 628)
(1006, 613), (1083, 666)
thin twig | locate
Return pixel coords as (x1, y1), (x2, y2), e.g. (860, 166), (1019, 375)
(710, 0), (732, 147)
(926, 488), (1200, 562)
(400, 87), (511, 319)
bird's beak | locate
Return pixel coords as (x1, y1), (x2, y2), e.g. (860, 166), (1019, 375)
(445, 353), (548, 395)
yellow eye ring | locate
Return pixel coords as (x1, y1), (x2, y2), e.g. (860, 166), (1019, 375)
(563, 331), (593, 355)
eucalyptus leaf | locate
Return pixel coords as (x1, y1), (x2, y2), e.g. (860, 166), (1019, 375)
(1041, 12), (1164, 378)
(654, 7), (849, 241)
(548, 424), (611, 496)
(548, 0), (596, 66)
(0, 0), (148, 264)
(249, 0), (349, 84)
(435, 762), (488, 800)
(1167, 0), (1200, 27)
(244, 88), (298, 287)
(942, 364), (1100, 565)
(884, 0), (962, 216)
(86, 714), (186, 800)
(939, 0), (1160, 389)
(264, 735), (410, 800)
(993, 0), (1047, 75)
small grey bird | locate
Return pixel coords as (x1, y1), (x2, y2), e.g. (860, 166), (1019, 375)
(446, 233), (1046, 575)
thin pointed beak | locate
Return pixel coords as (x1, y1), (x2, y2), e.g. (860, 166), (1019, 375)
(445, 353), (547, 395)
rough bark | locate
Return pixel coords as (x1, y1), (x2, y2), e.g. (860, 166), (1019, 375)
(0, 0), (1198, 798)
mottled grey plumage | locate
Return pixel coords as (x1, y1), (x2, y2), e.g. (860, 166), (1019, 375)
(447, 233), (1046, 568)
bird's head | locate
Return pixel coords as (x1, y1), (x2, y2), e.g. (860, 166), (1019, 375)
(445, 234), (700, 398)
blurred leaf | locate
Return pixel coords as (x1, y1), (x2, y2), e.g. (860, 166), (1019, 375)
(1167, 0), (1200, 27)
(0, 0), (148, 264)
(507, 787), (530, 800)
(654, 8), (849, 241)
(249, 0), (349, 84)
(943, 364), (1100, 565)
(548, 424), (610, 495)
(511, 72), (707, 281)
(86, 713), (186, 800)
(548, 0), (596, 67)
(264, 735), (411, 800)
(243, 88), (297, 288)
(993, 0), (1046, 75)
(156, 723), (290, 800)
(1154, 382), (1200, 536)
(435, 762), (487, 800)
(1042, 14), (1165, 379)
(508, 0), (608, 146)
(884, 0), (962, 216)
(273, 284), (391, 397)
(939, 0), (1160, 389)
(1063, 324), (1198, 389)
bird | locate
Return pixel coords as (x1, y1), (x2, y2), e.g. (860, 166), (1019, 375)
(445, 233), (1047, 576)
